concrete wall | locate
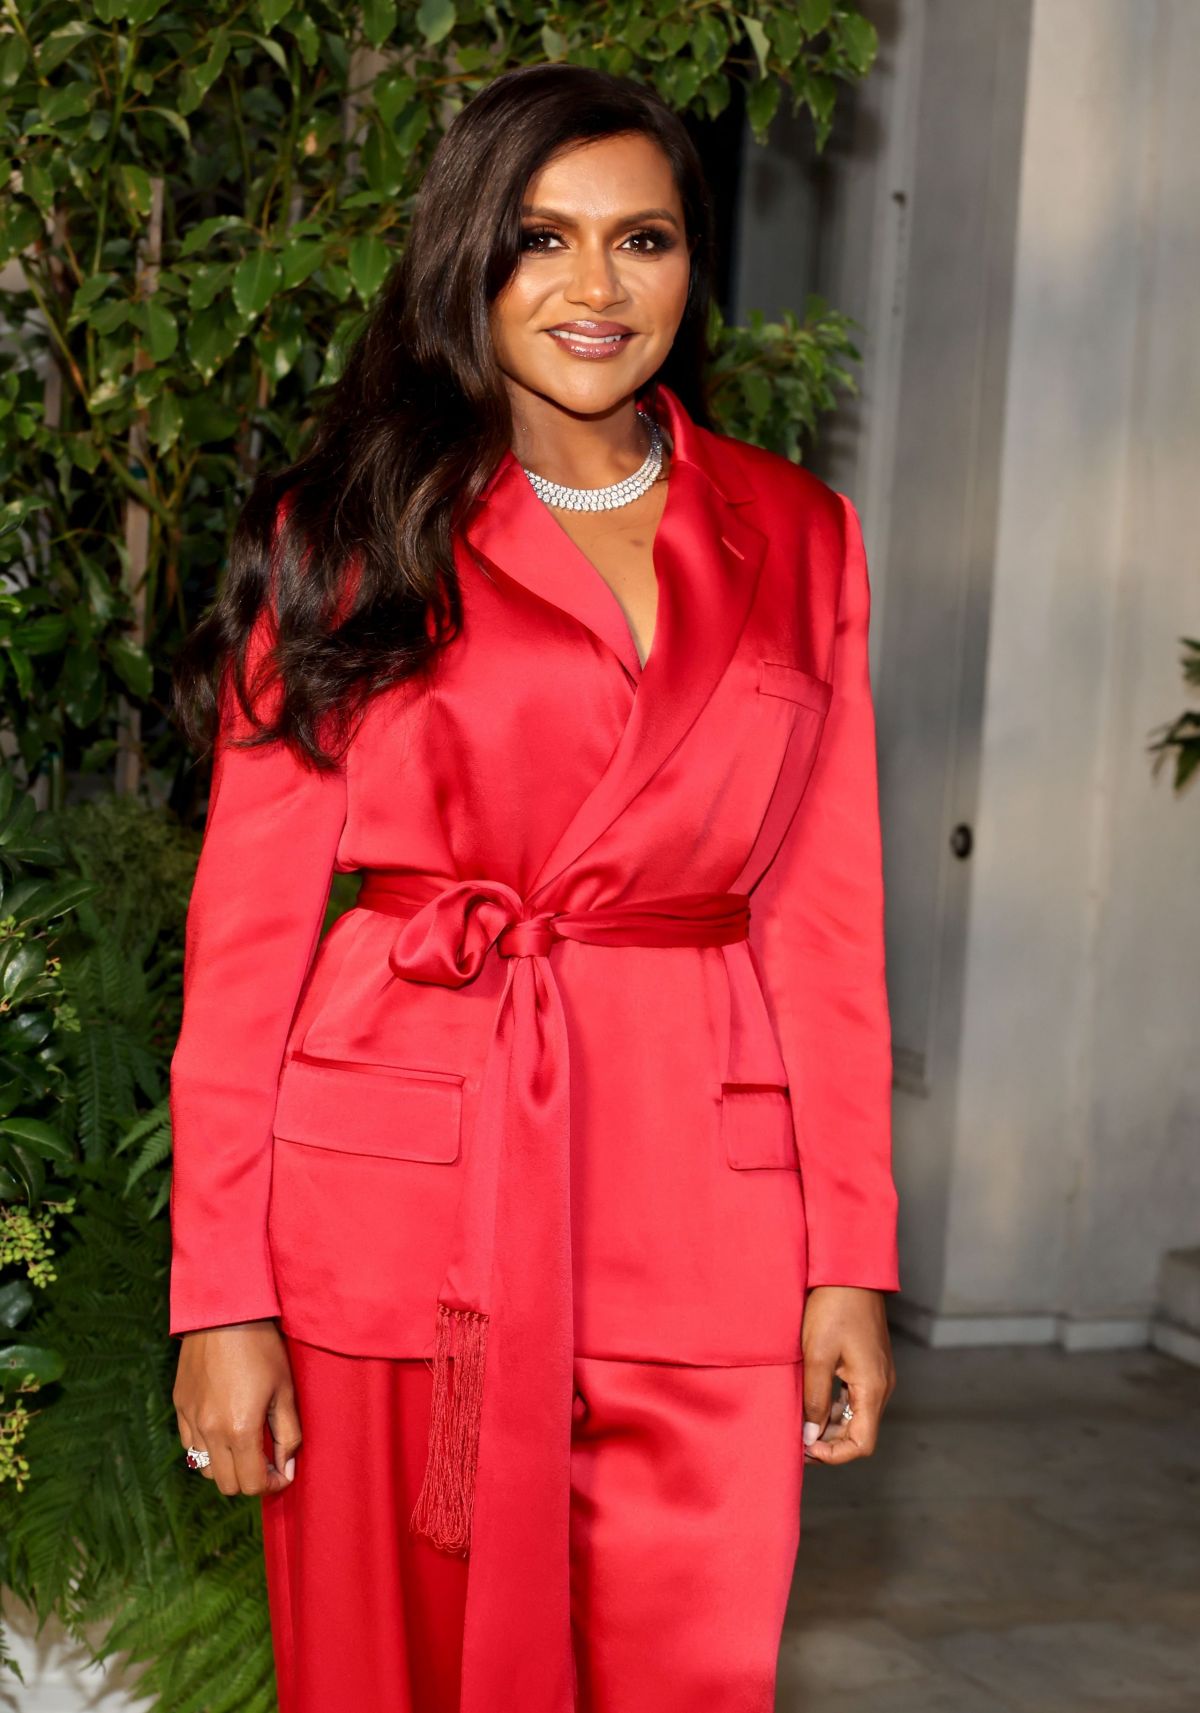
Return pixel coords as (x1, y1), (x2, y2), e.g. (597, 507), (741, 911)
(778, 0), (1200, 1346)
(948, 0), (1200, 1337)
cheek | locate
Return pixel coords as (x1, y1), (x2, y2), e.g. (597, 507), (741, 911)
(643, 260), (692, 336)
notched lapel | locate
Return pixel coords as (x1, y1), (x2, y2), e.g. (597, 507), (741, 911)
(529, 392), (769, 896)
(464, 456), (644, 680)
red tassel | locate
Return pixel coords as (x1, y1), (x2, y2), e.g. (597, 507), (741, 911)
(409, 1304), (489, 1555)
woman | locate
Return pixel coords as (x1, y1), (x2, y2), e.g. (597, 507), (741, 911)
(169, 62), (899, 1713)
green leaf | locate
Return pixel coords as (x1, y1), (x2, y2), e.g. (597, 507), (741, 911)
(746, 74), (780, 140)
(0, 34), (29, 90)
(347, 233), (391, 303)
(178, 393), (240, 445)
(287, 13), (321, 67)
(0, 1281), (33, 1332)
(0, 204), (43, 267)
(38, 83), (92, 126)
(147, 387), (183, 452)
(6, 647), (32, 700)
(258, 0), (293, 28)
(141, 106), (191, 145)
(280, 237), (326, 290)
(13, 614), (69, 656)
(187, 262), (233, 311)
(363, 0), (396, 48)
(741, 14), (771, 80)
(838, 13), (878, 76)
(88, 299), (131, 336)
(38, 21), (95, 75)
(24, 160), (56, 217)
(67, 271), (118, 327)
(107, 636), (153, 698)
(141, 299), (178, 362)
(179, 215), (248, 258)
(375, 69), (416, 127)
(251, 33), (290, 76)
(0, 940), (45, 1001)
(187, 306), (242, 380)
(541, 24), (567, 59)
(0, 494), (50, 538)
(0, 1118), (73, 1164)
(0, 1344), (65, 1389)
(5, 876), (92, 924)
(416, 0), (456, 46)
(796, 0), (833, 32)
(119, 162), (153, 219)
(232, 249), (283, 320)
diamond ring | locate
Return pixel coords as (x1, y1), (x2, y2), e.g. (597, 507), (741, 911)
(186, 1445), (211, 1471)
(840, 1401), (854, 1423)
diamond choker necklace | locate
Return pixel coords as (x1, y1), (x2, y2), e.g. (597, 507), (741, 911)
(521, 408), (664, 512)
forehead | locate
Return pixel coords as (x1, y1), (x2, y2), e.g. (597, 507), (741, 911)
(522, 132), (682, 217)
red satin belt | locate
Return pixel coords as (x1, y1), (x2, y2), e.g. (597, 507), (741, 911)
(353, 871), (752, 1713)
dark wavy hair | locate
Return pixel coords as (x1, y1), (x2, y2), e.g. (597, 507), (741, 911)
(172, 62), (716, 771)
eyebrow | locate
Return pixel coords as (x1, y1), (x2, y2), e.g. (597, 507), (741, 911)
(520, 205), (682, 229)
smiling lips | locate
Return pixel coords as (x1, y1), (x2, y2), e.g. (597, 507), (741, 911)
(545, 320), (636, 360)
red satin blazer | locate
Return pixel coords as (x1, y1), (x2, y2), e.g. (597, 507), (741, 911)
(168, 381), (900, 1364)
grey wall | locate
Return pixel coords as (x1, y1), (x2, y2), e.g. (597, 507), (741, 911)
(740, 0), (1200, 1346)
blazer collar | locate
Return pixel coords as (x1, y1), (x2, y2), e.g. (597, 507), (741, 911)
(458, 383), (769, 896)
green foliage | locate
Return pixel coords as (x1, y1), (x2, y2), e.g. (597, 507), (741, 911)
(1149, 638), (1200, 792)
(0, 3), (878, 1704)
(57, 796), (199, 1163)
(0, 769), (89, 1489)
(4, 1183), (275, 1713)
(707, 299), (861, 462)
(1, 0), (876, 791)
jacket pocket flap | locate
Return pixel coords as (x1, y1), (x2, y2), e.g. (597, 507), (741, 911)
(757, 661), (833, 714)
(273, 1054), (463, 1163)
(720, 1081), (799, 1170)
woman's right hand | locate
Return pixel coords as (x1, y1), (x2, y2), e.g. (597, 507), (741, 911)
(173, 1319), (301, 1497)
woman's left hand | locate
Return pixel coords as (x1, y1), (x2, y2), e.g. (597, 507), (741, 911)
(800, 1285), (896, 1464)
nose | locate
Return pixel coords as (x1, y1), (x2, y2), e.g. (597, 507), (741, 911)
(564, 241), (626, 312)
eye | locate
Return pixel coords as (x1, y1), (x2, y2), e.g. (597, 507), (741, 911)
(620, 228), (677, 254)
(520, 226), (564, 252)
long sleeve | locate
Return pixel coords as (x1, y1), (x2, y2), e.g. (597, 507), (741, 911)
(750, 492), (900, 1291)
(168, 612), (347, 1334)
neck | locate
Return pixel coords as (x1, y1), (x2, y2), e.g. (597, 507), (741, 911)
(507, 386), (650, 488)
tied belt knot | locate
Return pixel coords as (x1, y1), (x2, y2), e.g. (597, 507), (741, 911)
(355, 869), (751, 1713)
(498, 915), (561, 957)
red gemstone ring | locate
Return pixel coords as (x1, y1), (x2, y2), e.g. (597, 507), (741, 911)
(186, 1445), (211, 1471)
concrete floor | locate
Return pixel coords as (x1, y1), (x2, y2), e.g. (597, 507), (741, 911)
(779, 1337), (1200, 1713)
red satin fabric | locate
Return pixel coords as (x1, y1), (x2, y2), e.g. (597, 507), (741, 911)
(167, 382), (901, 1708)
(355, 874), (754, 1708)
(263, 1336), (805, 1713)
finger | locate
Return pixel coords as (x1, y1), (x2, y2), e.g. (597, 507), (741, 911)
(227, 1427), (274, 1497)
(178, 1415), (217, 1483)
(805, 1384), (886, 1464)
(267, 1386), (302, 1487)
(802, 1352), (836, 1456)
(207, 1440), (242, 1497)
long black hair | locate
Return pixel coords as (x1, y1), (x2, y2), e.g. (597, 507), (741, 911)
(172, 63), (716, 770)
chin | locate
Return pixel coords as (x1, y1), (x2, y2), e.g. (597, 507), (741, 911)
(526, 365), (657, 419)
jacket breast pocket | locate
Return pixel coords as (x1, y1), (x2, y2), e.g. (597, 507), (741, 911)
(273, 1052), (463, 1164)
(721, 1081), (799, 1170)
(757, 660), (833, 715)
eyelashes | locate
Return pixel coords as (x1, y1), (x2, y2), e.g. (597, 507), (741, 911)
(519, 225), (678, 256)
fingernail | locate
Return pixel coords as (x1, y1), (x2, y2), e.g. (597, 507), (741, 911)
(803, 1421), (822, 1446)
(284, 1458), (296, 1482)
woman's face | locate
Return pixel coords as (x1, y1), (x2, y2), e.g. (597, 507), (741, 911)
(490, 131), (692, 420)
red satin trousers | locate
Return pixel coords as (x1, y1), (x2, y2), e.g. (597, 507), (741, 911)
(262, 1336), (806, 1713)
